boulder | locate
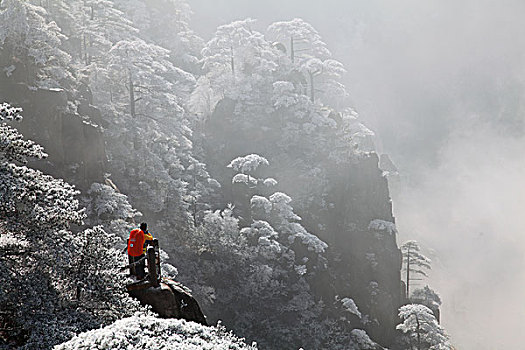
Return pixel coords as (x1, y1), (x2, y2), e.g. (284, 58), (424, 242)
(128, 278), (207, 325)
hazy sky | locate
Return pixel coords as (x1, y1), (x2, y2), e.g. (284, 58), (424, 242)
(189, 1), (525, 348)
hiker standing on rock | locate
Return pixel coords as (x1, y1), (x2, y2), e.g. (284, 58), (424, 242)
(127, 222), (149, 279)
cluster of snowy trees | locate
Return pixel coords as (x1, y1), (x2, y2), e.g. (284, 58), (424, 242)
(0, 103), (143, 348)
(0, 0), (453, 349)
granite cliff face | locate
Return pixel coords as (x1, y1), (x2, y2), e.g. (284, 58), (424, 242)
(0, 77), (107, 191)
(321, 153), (403, 344)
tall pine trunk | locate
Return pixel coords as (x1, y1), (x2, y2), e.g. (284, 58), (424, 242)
(129, 70), (136, 118)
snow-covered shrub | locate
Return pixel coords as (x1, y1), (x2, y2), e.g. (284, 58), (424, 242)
(397, 304), (451, 350)
(86, 182), (140, 222)
(191, 206), (244, 253)
(341, 298), (362, 318)
(55, 315), (257, 350)
(349, 329), (377, 349)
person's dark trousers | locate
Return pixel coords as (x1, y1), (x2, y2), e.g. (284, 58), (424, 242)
(128, 254), (145, 279)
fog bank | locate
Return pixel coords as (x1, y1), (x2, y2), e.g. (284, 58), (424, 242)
(395, 121), (525, 348)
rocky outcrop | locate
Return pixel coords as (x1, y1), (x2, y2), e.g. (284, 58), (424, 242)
(128, 279), (207, 325)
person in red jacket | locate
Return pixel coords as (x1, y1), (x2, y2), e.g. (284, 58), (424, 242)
(127, 223), (147, 279)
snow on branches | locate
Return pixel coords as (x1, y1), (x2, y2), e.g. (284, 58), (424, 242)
(368, 219), (397, 236)
(55, 315), (258, 350)
(0, 103), (22, 121)
(341, 297), (362, 318)
(228, 154), (269, 175)
(266, 18), (331, 61)
(0, 0), (72, 87)
(0, 103), (47, 163)
(397, 304), (452, 350)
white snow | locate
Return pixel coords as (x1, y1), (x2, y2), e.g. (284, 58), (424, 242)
(227, 154), (269, 173)
(263, 177), (278, 187)
(250, 196), (272, 214)
(54, 315), (257, 350)
(288, 222), (328, 253)
(232, 173), (258, 186)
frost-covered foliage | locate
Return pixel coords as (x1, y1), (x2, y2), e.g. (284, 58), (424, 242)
(232, 156), (328, 257)
(397, 304), (452, 350)
(349, 329), (378, 349)
(265, 192), (328, 254)
(0, 103), (45, 163)
(0, 105), (82, 231)
(86, 182), (139, 222)
(0, 104), (141, 349)
(267, 18), (331, 60)
(228, 154), (269, 174)
(228, 154), (271, 189)
(0, 0), (72, 87)
(192, 205), (243, 254)
(341, 298), (362, 318)
(266, 18), (347, 104)
(197, 17), (370, 238)
(26, 0), (218, 288)
(0, 103), (22, 121)
(89, 32), (213, 235)
(55, 315), (257, 350)
(23, 0), (218, 240)
(202, 18), (279, 97)
(178, 156), (344, 349)
(368, 219), (398, 236)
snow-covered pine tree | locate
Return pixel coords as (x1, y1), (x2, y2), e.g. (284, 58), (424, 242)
(397, 304), (451, 350)
(201, 18), (281, 108)
(266, 18), (348, 105)
(113, 0), (204, 72)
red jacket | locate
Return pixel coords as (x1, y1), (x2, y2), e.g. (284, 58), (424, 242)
(128, 229), (145, 257)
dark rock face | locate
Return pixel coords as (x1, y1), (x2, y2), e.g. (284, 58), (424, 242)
(0, 80), (107, 190)
(313, 153), (403, 346)
(128, 279), (207, 325)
